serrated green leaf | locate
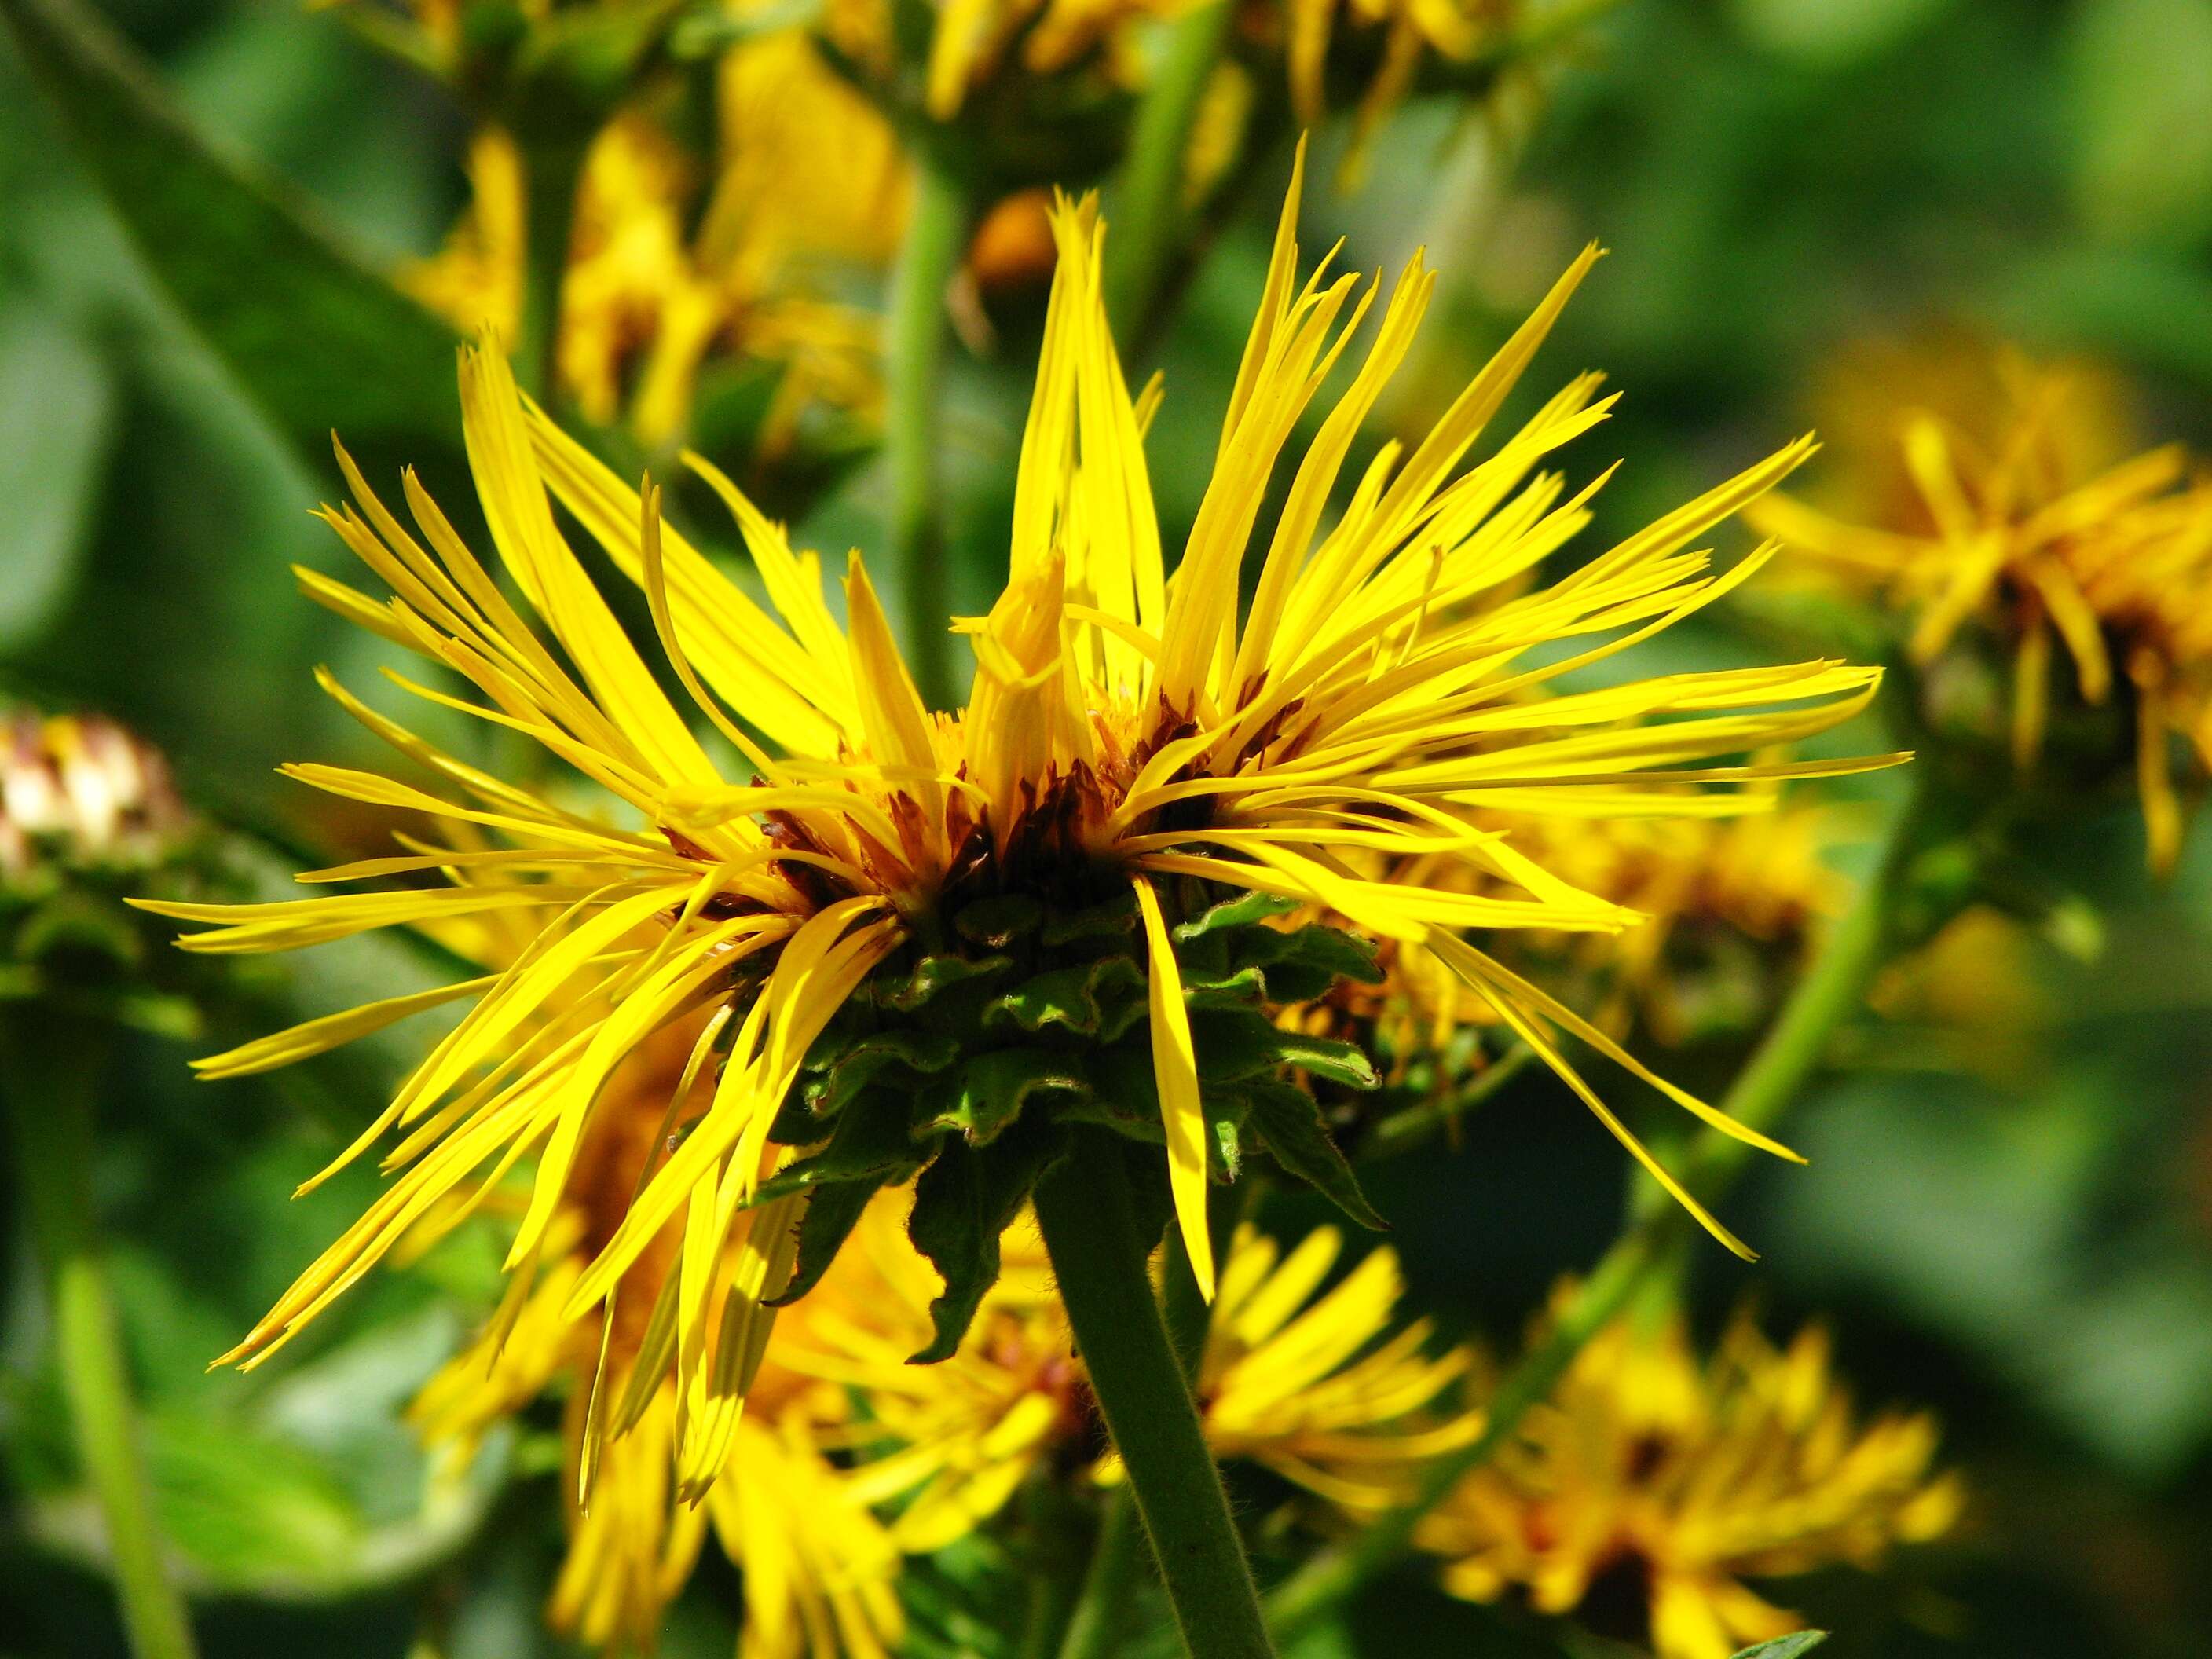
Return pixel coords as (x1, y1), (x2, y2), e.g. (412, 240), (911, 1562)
(873, 950), (1011, 1012)
(1189, 1010), (1379, 1090)
(1172, 887), (1299, 940)
(1245, 1081), (1388, 1231)
(803, 1028), (961, 1115)
(1262, 924), (1384, 987)
(953, 892), (1044, 947)
(925, 1047), (1090, 1144)
(985, 954), (1147, 1040)
(770, 1178), (883, 1307)
(0, 0), (461, 470)
(1728, 1635), (1829, 1659)
(1179, 962), (1271, 1009)
(1038, 891), (1137, 946)
(753, 1091), (928, 1203)
(906, 1123), (1067, 1363)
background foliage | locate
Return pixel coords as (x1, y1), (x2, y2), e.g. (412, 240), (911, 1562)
(5, 0), (2212, 1655)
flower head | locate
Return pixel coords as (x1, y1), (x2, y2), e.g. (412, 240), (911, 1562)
(786, 1204), (1475, 1541)
(407, 1015), (904, 1658)
(1752, 345), (2212, 869)
(405, 32), (906, 446)
(141, 145), (1887, 1503)
(1417, 1289), (1962, 1659)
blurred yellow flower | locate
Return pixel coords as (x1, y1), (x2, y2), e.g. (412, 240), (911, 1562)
(791, 1205), (1477, 1537)
(141, 148), (1887, 1503)
(825, 0), (1187, 118)
(404, 31), (906, 446)
(1417, 1290), (1962, 1659)
(407, 1018), (904, 1659)
(1752, 345), (2212, 870)
(1298, 791), (1848, 1086)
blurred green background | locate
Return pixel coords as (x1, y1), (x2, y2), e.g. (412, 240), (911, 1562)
(6, 0), (2212, 1656)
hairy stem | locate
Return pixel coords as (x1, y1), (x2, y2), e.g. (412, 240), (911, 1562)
(1260, 771), (1937, 1641)
(7, 1018), (199, 1659)
(1033, 1137), (1274, 1659)
(884, 151), (972, 709)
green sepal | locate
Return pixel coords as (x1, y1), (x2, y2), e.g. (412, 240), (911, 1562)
(1038, 891), (1137, 947)
(1172, 888), (1299, 940)
(953, 893), (1044, 948)
(1058, 1046), (1165, 1138)
(1256, 925), (1371, 986)
(802, 1028), (960, 1116)
(1179, 963), (1270, 1011)
(1243, 1080), (1389, 1232)
(984, 955), (1147, 1041)
(921, 1048), (1090, 1145)
(1727, 1636), (1828, 1659)
(753, 1087), (929, 1205)
(872, 950), (1010, 1013)
(1189, 1009), (1379, 1090)
(906, 1122), (1068, 1363)
(767, 1177), (881, 1308)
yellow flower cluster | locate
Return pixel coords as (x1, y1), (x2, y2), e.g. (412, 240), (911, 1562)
(407, 1027), (1472, 1654)
(1755, 346), (2212, 870)
(1416, 1290), (1962, 1659)
(404, 31), (906, 446)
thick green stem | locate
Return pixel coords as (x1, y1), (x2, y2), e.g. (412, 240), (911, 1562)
(1059, 1181), (1242, 1659)
(1102, 0), (1232, 339)
(7, 1020), (198, 1659)
(1032, 1137), (1275, 1659)
(1258, 771), (1937, 1643)
(518, 133), (588, 401)
(884, 151), (972, 709)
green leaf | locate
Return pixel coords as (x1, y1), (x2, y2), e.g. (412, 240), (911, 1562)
(1244, 1082), (1388, 1231)
(1728, 1635), (1829, 1659)
(0, 302), (112, 648)
(906, 1123), (1067, 1363)
(925, 1047), (1090, 1144)
(873, 950), (1011, 1013)
(754, 1091), (929, 1204)
(953, 892), (1045, 947)
(0, 0), (461, 469)
(803, 1028), (961, 1115)
(1038, 890), (1137, 946)
(1190, 1009), (1379, 1090)
(1172, 887), (1299, 940)
(985, 955), (1148, 1040)
(771, 1177), (881, 1307)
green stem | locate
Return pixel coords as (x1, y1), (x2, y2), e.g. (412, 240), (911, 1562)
(1057, 1487), (1147, 1659)
(1102, 0), (1232, 339)
(1259, 769), (1938, 1643)
(518, 132), (588, 401)
(7, 1018), (199, 1659)
(1060, 1181), (1242, 1659)
(884, 150), (972, 709)
(1032, 1136), (1275, 1659)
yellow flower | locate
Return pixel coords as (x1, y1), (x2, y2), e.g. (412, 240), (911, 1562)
(823, 0), (1187, 119)
(1417, 1290), (1962, 1659)
(1181, 1221), (1480, 1508)
(408, 1017), (904, 1659)
(403, 31), (906, 446)
(1285, 0), (1519, 174)
(1751, 345), (2212, 870)
(141, 146), (1886, 1502)
(789, 1203), (1476, 1539)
